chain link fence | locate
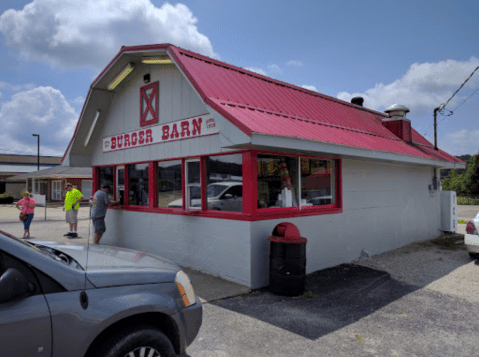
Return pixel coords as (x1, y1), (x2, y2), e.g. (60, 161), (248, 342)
(0, 203), (91, 224)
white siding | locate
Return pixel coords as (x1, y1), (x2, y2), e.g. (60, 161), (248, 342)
(91, 65), (212, 166)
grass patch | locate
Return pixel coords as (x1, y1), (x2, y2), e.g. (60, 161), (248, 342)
(458, 220), (468, 224)
(457, 197), (479, 205)
(416, 233), (465, 251)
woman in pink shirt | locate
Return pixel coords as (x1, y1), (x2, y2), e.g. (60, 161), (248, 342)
(15, 191), (36, 238)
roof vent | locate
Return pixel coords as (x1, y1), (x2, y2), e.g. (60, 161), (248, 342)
(384, 104), (409, 119)
(351, 97), (364, 107)
(382, 104), (412, 143)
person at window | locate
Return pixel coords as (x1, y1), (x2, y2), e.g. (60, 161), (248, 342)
(91, 185), (119, 244)
(15, 191), (35, 239)
(63, 183), (83, 238)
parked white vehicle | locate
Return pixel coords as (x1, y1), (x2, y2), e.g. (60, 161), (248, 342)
(465, 212), (479, 258)
(167, 182), (243, 212)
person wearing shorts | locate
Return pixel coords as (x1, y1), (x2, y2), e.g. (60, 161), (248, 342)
(91, 185), (118, 244)
(63, 183), (83, 238)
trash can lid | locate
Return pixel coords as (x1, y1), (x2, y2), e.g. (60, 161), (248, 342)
(268, 222), (307, 243)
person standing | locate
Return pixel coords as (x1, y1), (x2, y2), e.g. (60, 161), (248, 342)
(15, 191), (36, 238)
(63, 183), (83, 238)
(91, 185), (118, 244)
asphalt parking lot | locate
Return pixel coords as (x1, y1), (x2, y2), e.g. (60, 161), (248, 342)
(1, 204), (479, 356)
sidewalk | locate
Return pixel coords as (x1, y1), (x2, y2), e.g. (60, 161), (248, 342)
(0, 204), (250, 302)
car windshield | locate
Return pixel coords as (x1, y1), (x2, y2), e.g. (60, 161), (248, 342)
(0, 230), (83, 269)
(207, 184), (228, 197)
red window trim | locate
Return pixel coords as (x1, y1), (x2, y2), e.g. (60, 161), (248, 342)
(93, 151), (343, 220)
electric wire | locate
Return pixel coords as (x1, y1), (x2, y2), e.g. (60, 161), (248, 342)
(423, 65), (479, 136)
(437, 65), (479, 115)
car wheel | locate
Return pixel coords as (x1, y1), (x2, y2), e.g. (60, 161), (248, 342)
(96, 327), (176, 357)
(469, 252), (479, 260)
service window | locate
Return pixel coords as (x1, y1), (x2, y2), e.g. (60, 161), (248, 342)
(257, 154), (336, 209)
(116, 166), (125, 205)
(205, 154), (243, 212)
(97, 167), (114, 201)
(157, 160), (182, 208)
(257, 155), (299, 208)
(300, 158), (335, 206)
(185, 160), (201, 209)
(128, 164), (149, 206)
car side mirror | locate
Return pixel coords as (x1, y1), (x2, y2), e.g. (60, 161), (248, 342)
(0, 268), (34, 303)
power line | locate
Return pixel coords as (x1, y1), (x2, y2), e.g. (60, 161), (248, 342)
(438, 65), (479, 116)
(452, 87), (479, 112)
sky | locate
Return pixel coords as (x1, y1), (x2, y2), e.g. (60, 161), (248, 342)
(0, 0), (478, 158)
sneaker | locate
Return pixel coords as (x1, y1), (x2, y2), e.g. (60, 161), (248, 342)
(69, 233), (78, 238)
(63, 232), (73, 236)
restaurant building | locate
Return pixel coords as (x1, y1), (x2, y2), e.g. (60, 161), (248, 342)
(62, 44), (464, 288)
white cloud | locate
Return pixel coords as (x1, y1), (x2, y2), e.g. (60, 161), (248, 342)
(71, 96), (85, 105)
(245, 67), (267, 76)
(0, 86), (78, 156)
(268, 64), (281, 73)
(287, 60), (303, 67)
(301, 85), (317, 92)
(440, 129), (479, 156)
(337, 57), (479, 116)
(0, 0), (215, 70)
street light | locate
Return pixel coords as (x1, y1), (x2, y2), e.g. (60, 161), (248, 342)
(32, 134), (40, 170)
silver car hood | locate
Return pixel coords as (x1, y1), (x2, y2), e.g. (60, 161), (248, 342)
(31, 241), (180, 288)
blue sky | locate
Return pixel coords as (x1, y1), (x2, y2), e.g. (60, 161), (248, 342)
(0, 0), (478, 157)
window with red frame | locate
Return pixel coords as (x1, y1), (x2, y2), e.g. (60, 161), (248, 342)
(257, 154), (336, 209)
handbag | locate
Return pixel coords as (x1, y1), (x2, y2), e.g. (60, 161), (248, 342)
(19, 213), (28, 221)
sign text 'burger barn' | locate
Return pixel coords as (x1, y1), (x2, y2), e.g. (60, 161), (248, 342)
(103, 115), (218, 153)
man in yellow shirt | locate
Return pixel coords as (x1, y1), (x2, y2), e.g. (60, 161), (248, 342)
(63, 183), (84, 238)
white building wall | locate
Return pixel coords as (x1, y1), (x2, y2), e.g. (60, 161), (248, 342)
(100, 158), (441, 289)
(249, 158), (441, 288)
(101, 210), (253, 286)
(90, 64), (213, 166)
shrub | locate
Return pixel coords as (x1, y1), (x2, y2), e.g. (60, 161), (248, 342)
(457, 196), (479, 205)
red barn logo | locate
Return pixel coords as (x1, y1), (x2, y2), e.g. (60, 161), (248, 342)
(140, 81), (159, 127)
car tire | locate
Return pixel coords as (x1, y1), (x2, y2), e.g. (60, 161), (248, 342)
(95, 327), (176, 357)
(469, 252), (479, 260)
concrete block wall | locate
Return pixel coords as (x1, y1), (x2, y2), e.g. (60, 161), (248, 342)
(103, 210), (253, 286)
(101, 158), (441, 289)
(249, 158), (441, 289)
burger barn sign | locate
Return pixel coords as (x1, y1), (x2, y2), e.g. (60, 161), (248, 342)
(103, 114), (218, 152)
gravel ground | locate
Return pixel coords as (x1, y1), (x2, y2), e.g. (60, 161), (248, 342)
(353, 205), (479, 303)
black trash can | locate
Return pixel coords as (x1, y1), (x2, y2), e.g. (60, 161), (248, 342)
(268, 222), (307, 297)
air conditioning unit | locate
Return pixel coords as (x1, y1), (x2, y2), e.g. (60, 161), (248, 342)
(441, 191), (457, 232)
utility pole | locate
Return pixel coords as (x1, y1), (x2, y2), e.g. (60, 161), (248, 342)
(32, 134), (40, 170)
(433, 107), (439, 151)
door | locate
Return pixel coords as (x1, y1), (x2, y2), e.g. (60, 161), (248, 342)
(0, 251), (52, 356)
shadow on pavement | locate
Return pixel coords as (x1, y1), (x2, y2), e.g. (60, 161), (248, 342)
(210, 264), (425, 340)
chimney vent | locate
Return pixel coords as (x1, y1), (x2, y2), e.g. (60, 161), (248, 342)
(382, 104), (412, 142)
(351, 97), (364, 107)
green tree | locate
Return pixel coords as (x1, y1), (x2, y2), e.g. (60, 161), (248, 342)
(442, 154), (479, 196)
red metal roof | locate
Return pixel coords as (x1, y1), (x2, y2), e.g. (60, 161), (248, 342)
(167, 45), (462, 165)
(63, 44), (464, 165)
